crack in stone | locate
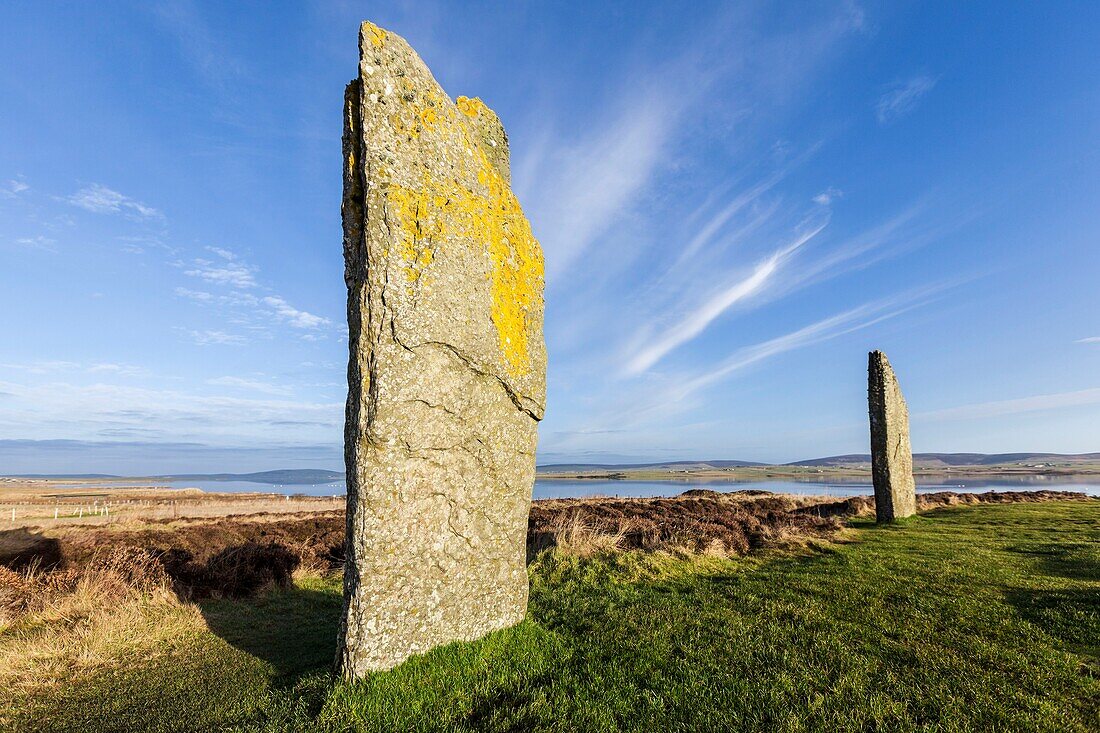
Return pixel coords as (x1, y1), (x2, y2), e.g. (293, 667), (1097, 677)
(417, 340), (543, 421)
(403, 398), (459, 417)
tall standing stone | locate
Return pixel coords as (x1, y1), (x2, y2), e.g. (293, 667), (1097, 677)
(868, 350), (916, 522)
(337, 21), (546, 677)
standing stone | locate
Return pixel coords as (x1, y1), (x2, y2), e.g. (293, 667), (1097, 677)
(868, 350), (916, 522)
(336, 21), (546, 677)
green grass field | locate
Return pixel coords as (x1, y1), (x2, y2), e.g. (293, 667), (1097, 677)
(8, 501), (1099, 732)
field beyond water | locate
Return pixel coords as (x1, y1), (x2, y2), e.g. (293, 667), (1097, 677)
(2, 498), (1098, 732)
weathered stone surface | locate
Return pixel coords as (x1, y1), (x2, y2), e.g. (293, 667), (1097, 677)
(336, 21), (546, 677)
(868, 350), (916, 522)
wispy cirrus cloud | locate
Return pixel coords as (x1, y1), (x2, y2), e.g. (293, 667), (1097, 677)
(173, 286), (327, 332)
(0, 380), (340, 447)
(624, 224), (825, 375)
(1076, 336), (1100, 344)
(521, 90), (678, 280)
(174, 286), (258, 306)
(68, 184), (161, 220)
(676, 301), (911, 400)
(262, 296), (330, 330)
(605, 284), (947, 432)
(152, 0), (245, 89)
(674, 172), (788, 269)
(875, 75), (937, 124)
(14, 235), (56, 251)
(177, 248), (328, 330)
(917, 387), (1100, 422)
(0, 361), (147, 377)
(184, 329), (246, 346)
(813, 187), (842, 206)
(207, 375), (291, 396)
(183, 246), (257, 289)
(2, 178), (29, 198)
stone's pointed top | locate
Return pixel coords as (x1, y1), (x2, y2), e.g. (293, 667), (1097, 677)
(359, 20), (389, 48)
(457, 96), (510, 184)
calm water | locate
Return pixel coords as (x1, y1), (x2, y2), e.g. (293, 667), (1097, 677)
(533, 477), (1100, 499)
(51, 476), (1100, 498)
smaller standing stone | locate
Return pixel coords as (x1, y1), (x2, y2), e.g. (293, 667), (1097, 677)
(868, 350), (917, 522)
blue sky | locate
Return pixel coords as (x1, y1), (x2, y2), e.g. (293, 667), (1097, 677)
(1, 1), (1098, 473)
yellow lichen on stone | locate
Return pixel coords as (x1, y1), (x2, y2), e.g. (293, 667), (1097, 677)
(387, 182), (442, 282)
(364, 22), (387, 47)
(456, 96), (487, 118)
(418, 106), (439, 128)
(389, 111), (420, 141)
(384, 134), (543, 375)
(474, 145), (543, 377)
(346, 100), (357, 174)
(375, 78), (540, 374)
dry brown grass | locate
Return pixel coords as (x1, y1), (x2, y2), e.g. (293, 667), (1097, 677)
(0, 555), (202, 699)
(539, 510), (631, 556)
(528, 491), (846, 558)
(795, 488), (1096, 519)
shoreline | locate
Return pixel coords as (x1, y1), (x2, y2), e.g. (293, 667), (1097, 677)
(535, 465), (1100, 481)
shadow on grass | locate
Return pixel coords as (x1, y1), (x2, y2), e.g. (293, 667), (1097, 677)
(1005, 542), (1100, 582)
(464, 670), (557, 732)
(12, 583), (344, 733)
(199, 581), (344, 679)
(1004, 587), (1100, 659)
(0, 527), (64, 570)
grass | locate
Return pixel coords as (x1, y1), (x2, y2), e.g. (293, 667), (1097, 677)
(3, 501), (1098, 732)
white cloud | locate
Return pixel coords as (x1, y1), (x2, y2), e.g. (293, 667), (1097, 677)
(1076, 336), (1100, 344)
(176, 257), (328, 333)
(185, 329), (246, 346)
(206, 246), (238, 261)
(14, 235), (56, 250)
(2, 179), (29, 198)
(876, 75), (937, 124)
(0, 379), (340, 445)
(677, 299), (913, 400)
(841, 0), (867, 32)
(68, 184), (161, 219)
(153, 1), (245, 89)
(174, 286), (258, 306)
(813, 187), (842, 205)
(87, 363), (148, 377)
(184, 258), (256, 289)
(525, 92), (676, 280)
(0, 361), (80, 374)
(675, 173), (787, 268)
(174, 287), (215, 303)
(624, 224), (824, 375)
(0, 361), (146, 377)
(262, 296), (330, 329)
(918, 388), (1100, 422)
(207, 376), (291, 396)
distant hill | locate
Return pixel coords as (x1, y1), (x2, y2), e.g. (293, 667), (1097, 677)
(537, 460), (765, 472)
(158, 469), (345, 484)
(788, 453), (1100, 468)
(10, 473), (123, 479)
(537, 453), (1100, 472)
(6, 469), (345, 484)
